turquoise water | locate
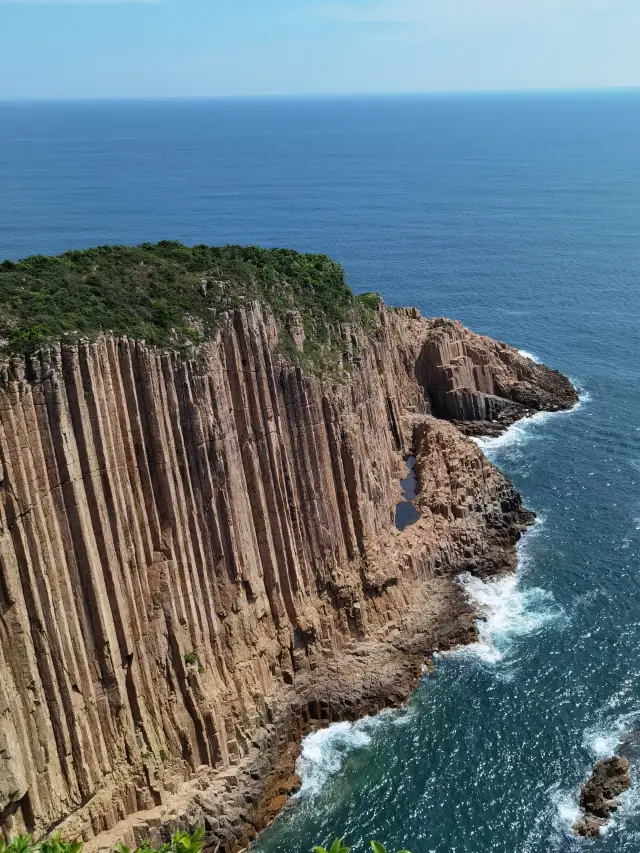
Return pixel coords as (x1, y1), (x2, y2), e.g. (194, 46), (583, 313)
(2, 92), (640, 852)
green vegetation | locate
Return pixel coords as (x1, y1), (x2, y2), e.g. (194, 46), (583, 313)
(183, 651), (205, 673)
(1, 832), (406, 853)
(117, 827), (204, 853)
(0, 829), (204, 853)
(0, 242), (383, 374)
(314, 840), (410, 853)
(356, 291), (382, 312)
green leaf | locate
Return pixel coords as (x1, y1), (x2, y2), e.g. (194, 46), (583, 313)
(328, 840), (350, 853)
(9, 836), (33, 853)
(370, 842), (387, 853)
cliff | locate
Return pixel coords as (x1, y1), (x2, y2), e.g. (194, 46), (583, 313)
(416, 318), (577, 434)
(0, 246), (577, 851)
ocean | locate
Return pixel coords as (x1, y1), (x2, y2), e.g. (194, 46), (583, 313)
(2, 92), (640, 852)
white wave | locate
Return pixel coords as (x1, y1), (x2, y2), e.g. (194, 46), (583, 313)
(472, 386), (590, 456)
(518, 349), (541, 362)
(550, 786), (582, 836)
(551, 710), (640, 843)
(582, 709), (640, 760)
(450, 519), (565, 664)
(293, 706), (412, 798)
(294, 720), (373, 797)
(471, 410), (556, 454)
(455, 572), (564, 664)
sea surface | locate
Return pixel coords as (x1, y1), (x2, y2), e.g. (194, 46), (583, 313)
(2, 92), (640, 852)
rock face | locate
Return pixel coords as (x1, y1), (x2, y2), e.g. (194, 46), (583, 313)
(0, 303), (573, 849)
(573, 756), (632, 837)
(415, 318), (577, 435)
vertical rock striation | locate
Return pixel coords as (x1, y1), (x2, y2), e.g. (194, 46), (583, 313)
(415, 318), (577, 433)
(0, 303), (574, 849)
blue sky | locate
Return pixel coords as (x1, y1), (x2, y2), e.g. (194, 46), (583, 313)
(1, 0), (640, 99)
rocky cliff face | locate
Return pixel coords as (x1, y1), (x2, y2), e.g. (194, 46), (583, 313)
(416, 318), (577, 434)
(0, 303), (574, 849)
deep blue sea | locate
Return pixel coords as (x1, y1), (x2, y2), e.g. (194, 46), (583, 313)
(2, 92), (640, 853)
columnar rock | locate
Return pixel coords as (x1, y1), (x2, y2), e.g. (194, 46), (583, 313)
(415, 318), (577, 432)
(0, 304), (574, 849)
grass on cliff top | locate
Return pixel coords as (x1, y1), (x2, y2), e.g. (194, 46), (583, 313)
(0, 242), (381, 374)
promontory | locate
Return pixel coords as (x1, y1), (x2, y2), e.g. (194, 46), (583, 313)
(0, 244), (577, 850)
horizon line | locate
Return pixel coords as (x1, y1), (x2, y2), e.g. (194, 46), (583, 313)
(2, 84), (640, 105)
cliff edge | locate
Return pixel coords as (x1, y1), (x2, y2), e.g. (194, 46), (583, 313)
(0, 244), (576, 850)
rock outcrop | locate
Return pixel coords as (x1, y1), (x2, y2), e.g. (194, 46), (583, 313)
(0, 302), (573, 850)
(415, 318), (577, 435)
(573, 756), (632, 837)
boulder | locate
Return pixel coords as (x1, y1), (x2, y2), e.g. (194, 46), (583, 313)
(573, 756), (631, 837)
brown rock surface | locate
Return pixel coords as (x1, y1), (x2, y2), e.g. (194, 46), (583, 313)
(415, 317), (578, 433)
(573, 757), (632, 836)
(0, 302), (574, 849)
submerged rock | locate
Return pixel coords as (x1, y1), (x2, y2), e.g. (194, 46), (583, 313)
(573, 756), (631, 837)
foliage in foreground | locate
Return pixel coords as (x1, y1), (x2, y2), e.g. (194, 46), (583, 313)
(0, 831), (405, 853)
(0, 242), (381, 374)
(314, 838), (410, 853)
(0, 829), (204, 853)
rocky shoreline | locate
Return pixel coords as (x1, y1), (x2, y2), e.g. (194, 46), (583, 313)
(573, 756), (632, 837)
(0, 299), (576, 853)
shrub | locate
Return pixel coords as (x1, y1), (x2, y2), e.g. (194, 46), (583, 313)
(357, 292), (382, 311)
(117, 827), (204, 853)
(314, 840), (410, 853)
(0, 830), (204, 853)
(0, 243), (376, 372)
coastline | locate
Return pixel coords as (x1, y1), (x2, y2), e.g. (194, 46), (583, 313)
(82, 572), (491, 853)
(0, 273), (577, 852)
(246, 395), (585, 851)
(86, 404), (578, 853)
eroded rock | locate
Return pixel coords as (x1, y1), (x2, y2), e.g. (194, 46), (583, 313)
(414, 317), (578, 432)
(0, 303), (575, 850)
(573, 756), (631, 837)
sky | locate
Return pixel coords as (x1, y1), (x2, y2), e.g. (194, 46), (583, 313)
(1, 0), (640, 100)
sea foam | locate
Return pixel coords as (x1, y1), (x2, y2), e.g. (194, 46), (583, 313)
(471, 381), (590, 457)
(453, 520), (566, 665)
(550, 709), (640, 843)
(517, 349), (541, 363)
(294, 720), (373, 798)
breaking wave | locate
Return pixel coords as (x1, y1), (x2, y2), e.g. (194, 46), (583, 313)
(294, 721), (373, 798)
(294, 707), (412, 799)
(453, 521), (566, 665)
(456, 573), (564, 665)
(518, 349), (541, 362)
(549, 708), (640, 843)
(472, 385), (590, 456)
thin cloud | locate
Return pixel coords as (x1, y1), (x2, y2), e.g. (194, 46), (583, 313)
(0, 0), (157, 4)
(323, 0), (633, 26)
